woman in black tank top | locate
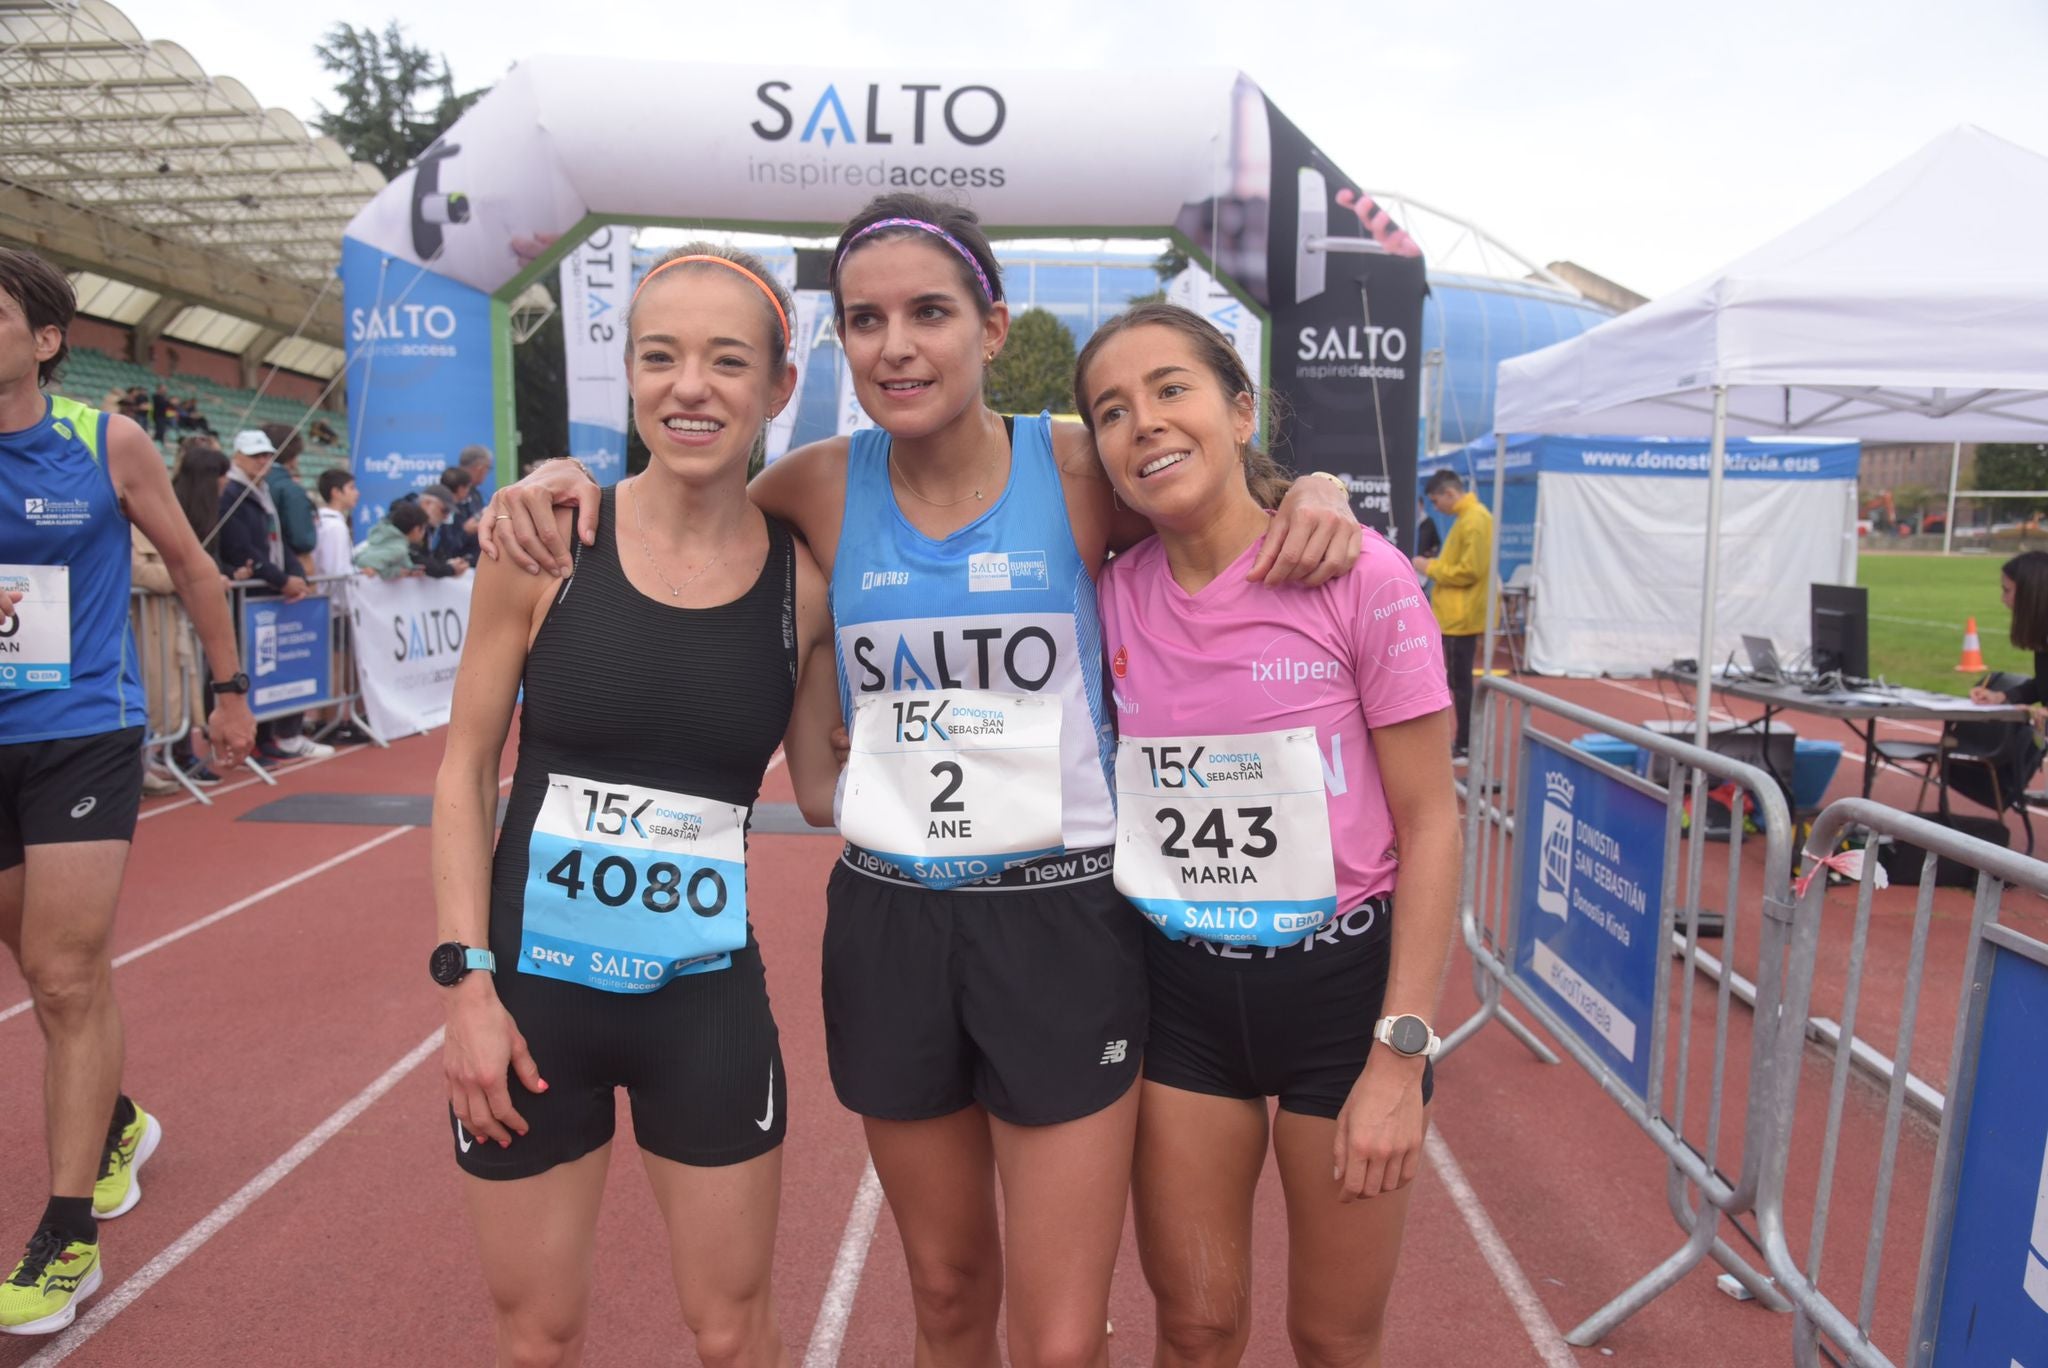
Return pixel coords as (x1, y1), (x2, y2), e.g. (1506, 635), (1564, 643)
(431, 246), (839, 1367)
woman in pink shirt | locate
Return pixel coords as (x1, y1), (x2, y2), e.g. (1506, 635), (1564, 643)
(1078, 303), (1462, 1366)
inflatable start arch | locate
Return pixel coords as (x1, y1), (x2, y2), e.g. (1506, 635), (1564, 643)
(341, 60), (1425, 543)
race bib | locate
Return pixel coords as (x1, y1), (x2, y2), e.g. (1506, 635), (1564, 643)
(1114, 728), (1338, 945)
(521, 774), (747, 992)
(841, 690), (1064, 889)
(0, 565), (71, 691)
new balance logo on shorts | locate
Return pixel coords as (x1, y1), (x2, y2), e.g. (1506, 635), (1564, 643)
(1099, 1040), (1128, 1065)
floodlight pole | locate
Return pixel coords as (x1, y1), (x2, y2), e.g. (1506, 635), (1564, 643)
(1942, 441), (1961, 555)
(1693, 386), (1729, 748)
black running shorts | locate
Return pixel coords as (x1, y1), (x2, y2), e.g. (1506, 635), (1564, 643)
(1143, 897), (1435, 1119)
(0, 726), (145, 869)
(823, 848), (1147, 1127)
(453, 934), (785, 1181)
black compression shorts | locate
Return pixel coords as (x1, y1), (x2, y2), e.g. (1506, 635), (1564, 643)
(0, 726), (145, 868)
(453, 934), (785, 1181)
(1143, 897), (1436, 1119)
(823, 848), (1147, 1127)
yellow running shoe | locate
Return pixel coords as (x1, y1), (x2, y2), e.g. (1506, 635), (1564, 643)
(0, 1231), (101, 1336)
(93, 1105), (161, 1221)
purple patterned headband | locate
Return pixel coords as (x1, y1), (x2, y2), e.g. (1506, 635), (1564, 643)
(834, 217), (996, 302)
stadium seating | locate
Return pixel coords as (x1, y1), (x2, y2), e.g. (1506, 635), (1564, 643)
(55, 346), (349, 494)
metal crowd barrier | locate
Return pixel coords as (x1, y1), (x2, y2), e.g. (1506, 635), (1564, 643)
(1757, 798), (2048, 1367)
(1443, 676), (1799, 1344)
(129, 571), (385, 804)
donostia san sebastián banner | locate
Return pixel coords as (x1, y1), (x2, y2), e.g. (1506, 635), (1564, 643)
(342, 62), (1425, 542)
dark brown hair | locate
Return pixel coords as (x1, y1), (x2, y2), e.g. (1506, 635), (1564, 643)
(0, 247), (75, 387)
(1074, 302), (1291, 509)
(2003, 550), (2048, 652)
(260, 422), (303, 468)
(169, 438), (229, 543)
(828, 192), (1004, 324)
(624, 243), (797, 374)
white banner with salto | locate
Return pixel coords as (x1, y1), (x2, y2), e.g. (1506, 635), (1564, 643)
(350, 574), (474, 738)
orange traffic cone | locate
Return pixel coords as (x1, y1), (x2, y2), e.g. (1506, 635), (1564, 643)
(1955, 617), (1987, 673)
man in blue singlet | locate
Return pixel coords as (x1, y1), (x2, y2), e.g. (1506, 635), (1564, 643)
(0, 248), (257, 1336)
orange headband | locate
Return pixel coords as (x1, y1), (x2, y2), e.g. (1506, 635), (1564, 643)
(630, 254), (790, 348)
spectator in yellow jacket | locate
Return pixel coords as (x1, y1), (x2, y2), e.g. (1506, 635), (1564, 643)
(1412, 470), (1493, 758)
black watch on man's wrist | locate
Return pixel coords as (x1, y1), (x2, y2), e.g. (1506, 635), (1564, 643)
(211, 672), (250, 695)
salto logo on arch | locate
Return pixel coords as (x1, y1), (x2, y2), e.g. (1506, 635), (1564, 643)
(749, 81), (1008, 148)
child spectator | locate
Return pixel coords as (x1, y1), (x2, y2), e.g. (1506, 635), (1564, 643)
(354, 501), (430, 580)
(313, 469), (357, 580)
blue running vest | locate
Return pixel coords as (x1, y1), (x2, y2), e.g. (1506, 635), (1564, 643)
(831, 414), (1115, 854)
(0, 395), (145, 742)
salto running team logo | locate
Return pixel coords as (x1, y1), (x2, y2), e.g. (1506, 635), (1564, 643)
(1537, 769), (1574, 919)
(750, 81), (1007, 147)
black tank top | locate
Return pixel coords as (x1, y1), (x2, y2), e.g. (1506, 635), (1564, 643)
(491, 487), (798, 937)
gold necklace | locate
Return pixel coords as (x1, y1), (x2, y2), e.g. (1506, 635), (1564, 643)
(630, 477), (722, 598)
(890, 447), (998, 507)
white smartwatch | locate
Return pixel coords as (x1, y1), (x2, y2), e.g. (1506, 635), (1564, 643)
(1374, 1014), (1441, 1060)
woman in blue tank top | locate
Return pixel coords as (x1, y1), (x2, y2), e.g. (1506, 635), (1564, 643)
(482, 194), (1366, 1366)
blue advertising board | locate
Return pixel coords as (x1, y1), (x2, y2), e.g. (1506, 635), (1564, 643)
(241, 594), (333, 718)
(341, 235), (497, 539)
(1928, 941), (2048, 1364)
(1512, 733), (1667, 1101)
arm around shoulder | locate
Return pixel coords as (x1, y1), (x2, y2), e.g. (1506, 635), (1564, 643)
(780, 538), (843, 828)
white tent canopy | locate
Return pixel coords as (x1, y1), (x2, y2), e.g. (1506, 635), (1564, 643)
(1486, 125), (2048, 717)
(1496, 125), (2048, 442)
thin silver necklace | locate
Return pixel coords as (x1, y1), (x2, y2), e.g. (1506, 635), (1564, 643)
(630, 476), (722, 599)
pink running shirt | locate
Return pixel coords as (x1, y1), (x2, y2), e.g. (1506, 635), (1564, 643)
(1098, 526), (1450, 942)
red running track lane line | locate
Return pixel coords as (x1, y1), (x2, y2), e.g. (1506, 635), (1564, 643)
(0, 776), (512, 1029)
(19, 1029), (447, 1367)
(0, 826), (414, 1027)
(1423, 1130), (1575, 1368)
(798, 1159), (884, 1368)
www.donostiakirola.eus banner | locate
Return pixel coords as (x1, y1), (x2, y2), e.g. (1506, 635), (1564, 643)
(350, 573), (474, 739)
(559, 225), (630, 485)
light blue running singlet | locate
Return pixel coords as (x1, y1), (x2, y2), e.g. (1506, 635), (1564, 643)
(830, 414), (1114, 885)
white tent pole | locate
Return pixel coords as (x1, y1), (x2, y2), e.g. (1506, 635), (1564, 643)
(1479, 432), (1508, 684)
(1693, 386), (1729, 748)
(1942, 441), (1961, 555)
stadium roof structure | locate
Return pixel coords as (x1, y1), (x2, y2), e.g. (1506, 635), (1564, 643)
(0, 0), (383, 365)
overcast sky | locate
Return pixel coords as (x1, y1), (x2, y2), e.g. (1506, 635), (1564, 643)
(121, 0), (2048, 298)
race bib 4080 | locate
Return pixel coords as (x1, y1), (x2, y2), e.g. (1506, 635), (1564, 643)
(840, 690), (1064, 890)
(1114, 728), (1338, 945)
(520, 774), (748, 992)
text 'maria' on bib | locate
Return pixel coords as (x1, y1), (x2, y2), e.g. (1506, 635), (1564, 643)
(1114, 727), (1338, 946)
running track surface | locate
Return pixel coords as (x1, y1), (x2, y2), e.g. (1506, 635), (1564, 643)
(3, 673), (2037, 1366)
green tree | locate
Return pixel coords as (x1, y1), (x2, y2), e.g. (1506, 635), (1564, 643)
(1972, 443), (2048, 495)
(986, 309), (1078, 416)
(313, 21), (484, 180)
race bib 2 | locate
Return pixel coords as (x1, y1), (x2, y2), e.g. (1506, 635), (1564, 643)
(840, 690), (1064, 890)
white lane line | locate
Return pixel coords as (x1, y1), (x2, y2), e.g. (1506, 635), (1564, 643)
(2, 774), (513, 1027)
(1424, 1130), (1576, 1368)
(801, 1158), (885, 1368)
(0, 825), (417, 1027)
(139, 747), (360, 821)
(23, 1027), (445, 1367)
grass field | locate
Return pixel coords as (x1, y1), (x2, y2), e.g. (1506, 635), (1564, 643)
(1859, 552), (2032, 695)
